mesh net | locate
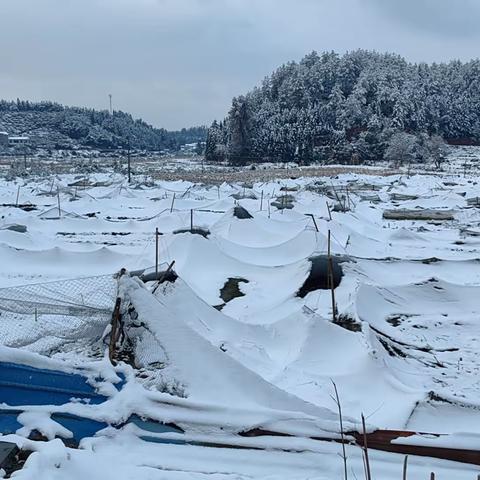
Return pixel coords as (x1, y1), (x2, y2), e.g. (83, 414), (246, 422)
(0, 275), (117, 355)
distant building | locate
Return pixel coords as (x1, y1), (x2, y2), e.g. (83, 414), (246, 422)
(0, 132), (8, 146)
(8, 136), (29, 147)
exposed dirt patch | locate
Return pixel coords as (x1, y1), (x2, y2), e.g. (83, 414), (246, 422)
(297, 256), (343, 298)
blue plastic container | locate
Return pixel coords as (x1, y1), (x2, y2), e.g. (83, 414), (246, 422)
(0, 362), (185, 444)
(0, 362), (108, 406)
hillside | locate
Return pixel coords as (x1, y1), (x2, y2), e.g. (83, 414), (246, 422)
(0, 99), (206, 152)
(207, 50), (480, 165)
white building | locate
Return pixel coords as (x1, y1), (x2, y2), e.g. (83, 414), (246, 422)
(8, 136), (29, 147)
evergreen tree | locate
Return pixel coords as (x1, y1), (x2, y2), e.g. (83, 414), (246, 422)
(207, 49), (480, 166)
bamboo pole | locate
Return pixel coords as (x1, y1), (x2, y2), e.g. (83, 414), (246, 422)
(306, 214), (319, 232)
(328, 230), (337, 323)
(326, 202), (332, 221)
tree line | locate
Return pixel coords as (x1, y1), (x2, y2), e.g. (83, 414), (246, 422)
(0, 99), (206, 152)
(206, 50), (480, 166)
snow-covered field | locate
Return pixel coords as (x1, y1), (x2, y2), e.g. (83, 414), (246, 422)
(1, 159), (480, 479)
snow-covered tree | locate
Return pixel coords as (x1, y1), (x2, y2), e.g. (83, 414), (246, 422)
(384, 132), (418, 166)
(206, 49), (480, 166)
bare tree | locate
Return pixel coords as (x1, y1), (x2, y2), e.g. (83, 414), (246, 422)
(384, 132), (417, 167)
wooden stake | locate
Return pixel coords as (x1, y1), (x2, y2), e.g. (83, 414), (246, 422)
(152, 260), (176, 294)
(15, 186), (20, 206)
(430, 473), (435, 480)
(190, 209), (194, 231)
(155, 228), (159, 278)
(109, 297), (122, 365)
(326, 202), (332, 221)
(57, 188), (61, 218)
(260, 190), (264, 211)
(170, 193), (176, 213)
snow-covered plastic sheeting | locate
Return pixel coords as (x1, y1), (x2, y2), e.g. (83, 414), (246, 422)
(119, 275), (356, 438)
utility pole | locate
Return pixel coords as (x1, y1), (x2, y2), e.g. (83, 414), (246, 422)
(155, 228), (159, 278)
(127, 138), (131, 183)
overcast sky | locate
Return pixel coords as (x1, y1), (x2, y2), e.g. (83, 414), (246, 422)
(0, 0), (479, 130)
